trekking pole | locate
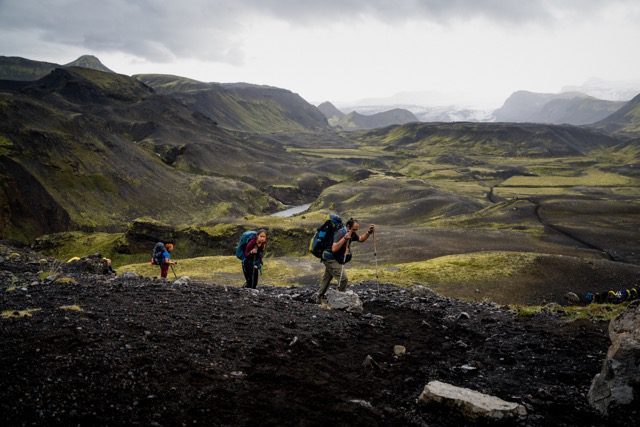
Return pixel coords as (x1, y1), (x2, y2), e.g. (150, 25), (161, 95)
(170, 263), (177, 279)
(337, 240), (350, 291)
(373, 229), (380, 295)
(251, 257), (257, 289)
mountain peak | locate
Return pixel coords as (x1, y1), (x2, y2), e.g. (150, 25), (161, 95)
(317, 101), (345, 119)
(64, 55), (114, 73)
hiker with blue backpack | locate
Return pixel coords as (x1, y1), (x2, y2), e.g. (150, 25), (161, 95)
(236, 229), (268, 289)
(310, 216), (374, 303)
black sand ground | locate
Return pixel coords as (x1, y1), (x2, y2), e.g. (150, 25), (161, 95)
(1, 268), (637, 426)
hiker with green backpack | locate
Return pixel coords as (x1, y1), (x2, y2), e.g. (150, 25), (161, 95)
(236, 229), (268, 289)
(310, 215), (374, 303)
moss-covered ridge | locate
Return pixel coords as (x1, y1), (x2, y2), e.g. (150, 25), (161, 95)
(0, 67), (344, 240)
(134, 74), (329, 133)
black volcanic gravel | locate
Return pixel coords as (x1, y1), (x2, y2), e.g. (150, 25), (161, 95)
(1, 272), (637, 426)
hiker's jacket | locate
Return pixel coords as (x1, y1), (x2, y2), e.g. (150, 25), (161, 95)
(244, 238), (265, 266)
(323, 227), (359, 264)
(162, 250), (171, 264)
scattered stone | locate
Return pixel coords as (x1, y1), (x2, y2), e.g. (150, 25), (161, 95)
(565, 292), (580, 305)
(362, 355), (381, 371)
(417, 380), (527, 420)
(456, 340), (469, 349)
(173, 277), (191, 286)
(393, 345), (406, 357)
(457, 312), (470, 321)
(348, 399), (373, 409)
(589, 301), (640, 414)
(120, 272), (138, 279)
(324, 289), (363, 314)
(229, 371), (246, 379)
(288, 336), (299, 347)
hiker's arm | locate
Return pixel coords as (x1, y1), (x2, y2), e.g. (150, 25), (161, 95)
(245, 239), (257, 256)
(359, 225), (375, 242)
(332, 232), (352, 252)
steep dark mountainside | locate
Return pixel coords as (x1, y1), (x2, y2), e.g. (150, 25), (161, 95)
(355, 122), (622, 157)
(317, 101), (345, 119)
(0, 67), (332, 240)
(493, 90), (622, 125)
(594, 93), (640, 137)
(134, 74), (328, 133)
(332, 108), (418, 130)
(0, 55), (113, 81)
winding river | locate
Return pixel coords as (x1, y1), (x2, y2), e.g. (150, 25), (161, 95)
(271, 203), (312, 217)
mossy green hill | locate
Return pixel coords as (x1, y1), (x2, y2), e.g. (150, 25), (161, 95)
(0, 67), (342, 240)
(0, 55), (113, 81)
(595, 93), (640, 138)
(134, 74), (329, 133)
(354, 121), (620, 157)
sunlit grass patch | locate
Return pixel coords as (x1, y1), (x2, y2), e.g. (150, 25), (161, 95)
(54, 277), (78, 285)
(287, 147), (381, 159)
(501, 170), (636, 187)
(119, 255), (321, 287)
(562, 302), (631, 321)
(494, 186), (581, 198)
(509, 302), (629, 321)
(1, 308), (41, 319)
(349, 251), (538, 286)
(59, 304), (83, 312)
(120, 255), (240, 280)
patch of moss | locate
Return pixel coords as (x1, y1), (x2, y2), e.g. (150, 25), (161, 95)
(0, 135), (13, 156)
(119, 254), (321, 287)
(1, 308), (41, 318)
(59, 304), (83, 312)
(54, 277), (78, 285)
(509, 302), (629, 321)
(349, 251), (539, 287)
(501, 170), (636, 187)
(35, 231), (132, 266)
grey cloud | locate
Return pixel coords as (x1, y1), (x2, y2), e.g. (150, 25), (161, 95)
(0, 0), (634, 64)
(240, 0), (631, 25)
(0, 0), (246, 63)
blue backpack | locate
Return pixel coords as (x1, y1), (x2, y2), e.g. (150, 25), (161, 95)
(309, 214), (343, 259)
(151, 242), (166, 265)
(236, 231), (257, 260)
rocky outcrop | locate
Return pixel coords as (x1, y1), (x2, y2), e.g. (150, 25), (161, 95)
(417, 381), (527, 420)
(324, 289), (363, 314)
(588, 301), (640, 414)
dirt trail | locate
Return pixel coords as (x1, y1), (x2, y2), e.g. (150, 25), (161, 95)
(486, 183), (618, 262)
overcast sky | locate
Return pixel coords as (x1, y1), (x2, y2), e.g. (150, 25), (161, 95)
(1, 0), (639, 108)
